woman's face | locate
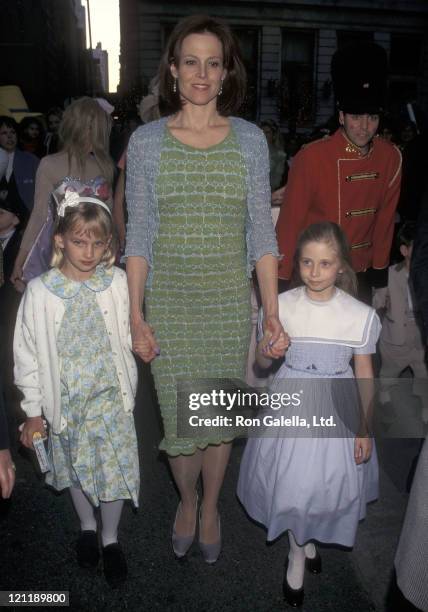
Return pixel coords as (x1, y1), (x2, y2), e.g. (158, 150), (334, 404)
(26, 122), (40, 139)
(48, 114), (61, 133)
(171, 32), (227, 108)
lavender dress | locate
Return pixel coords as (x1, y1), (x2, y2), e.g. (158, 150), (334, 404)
(237, 289), (381, 547)
(22, 176), (110, 282)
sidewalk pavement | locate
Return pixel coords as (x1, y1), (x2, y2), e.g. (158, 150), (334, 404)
(0, 366), (421, 612)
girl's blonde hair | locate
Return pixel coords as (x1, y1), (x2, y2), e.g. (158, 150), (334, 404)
(291, 221), (358, 296)
(58, 97), (114, 184)
(51, 203), (116, 269)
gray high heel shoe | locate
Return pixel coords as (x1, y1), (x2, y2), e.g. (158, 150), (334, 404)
(172, 494), (198, 558)
(199, 510), (221, 564)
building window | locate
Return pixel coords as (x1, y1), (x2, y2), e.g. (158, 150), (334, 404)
(388, 34), (422, 113)
(280, 30), (315, 126)
(336, 30), (373, 49)
(390, 34), (422, 76)
(231, 27), (260, 120)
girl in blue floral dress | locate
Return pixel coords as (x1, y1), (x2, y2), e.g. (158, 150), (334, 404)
(15, 192), (139, 587)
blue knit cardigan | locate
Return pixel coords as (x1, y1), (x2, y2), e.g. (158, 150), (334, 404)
(125, 116), (279, 287)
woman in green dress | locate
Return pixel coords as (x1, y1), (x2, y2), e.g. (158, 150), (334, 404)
(125, 15), (285, 563)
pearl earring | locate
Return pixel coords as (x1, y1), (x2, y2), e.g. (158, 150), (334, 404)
(218, 79), (223, 96)
(173, 78), (177, 93)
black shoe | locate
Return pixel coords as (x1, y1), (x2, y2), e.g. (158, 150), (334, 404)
(305, 551), (322, 574)
(283, 559), (304, 608)
(102, 543), (127, 588)
(76, 530), (99, 568)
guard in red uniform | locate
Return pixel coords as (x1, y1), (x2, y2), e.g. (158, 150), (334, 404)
(277, 43), (402, 288)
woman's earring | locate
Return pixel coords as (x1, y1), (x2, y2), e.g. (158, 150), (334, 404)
(218, 79), (224, 96)
(173, 78), (177, 93)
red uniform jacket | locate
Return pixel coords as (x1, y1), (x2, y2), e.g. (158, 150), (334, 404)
(276, 129), (402, 279)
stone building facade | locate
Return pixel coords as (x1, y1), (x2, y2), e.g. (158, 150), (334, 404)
(92, 43), (110, 93)
(0, 0), (88, 111)
(119, 0), (428, 130)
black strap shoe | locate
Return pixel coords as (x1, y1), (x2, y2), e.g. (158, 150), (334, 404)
(305, 551), (322, 574)
(76, 530), (99, 568)
(283, 559), (304, 608)
(102, 542), (127, 588)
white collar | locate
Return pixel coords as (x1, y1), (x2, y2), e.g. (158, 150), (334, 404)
(278, 286), (375, 347)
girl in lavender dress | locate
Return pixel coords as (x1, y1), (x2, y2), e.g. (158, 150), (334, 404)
(238, 222), (380, 608)
(11, 97), (114, 290)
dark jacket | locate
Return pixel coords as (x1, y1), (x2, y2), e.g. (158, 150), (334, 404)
(0, 380), (9, 451)
(12, 148), (39, 211)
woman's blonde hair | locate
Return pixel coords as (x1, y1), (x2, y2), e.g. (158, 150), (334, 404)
(58, 97), (114, 184)
(51, 203), (116, 269)
(291, 221), (358, 296)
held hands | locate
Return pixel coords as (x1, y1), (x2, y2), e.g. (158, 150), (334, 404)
(271, 186), (285, 206)
(0, 449), (15, 499)
(19, 416), (46, 449)
(260, 315), (290, 359)
(131, 315), (160, 363)
(354, 437), (372, 465)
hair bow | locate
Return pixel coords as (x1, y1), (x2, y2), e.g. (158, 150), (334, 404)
(57, 191), (80, 217)
(57, 190), (112, 217)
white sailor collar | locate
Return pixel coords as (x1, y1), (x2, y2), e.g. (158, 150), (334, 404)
(278, 286), (375, 347)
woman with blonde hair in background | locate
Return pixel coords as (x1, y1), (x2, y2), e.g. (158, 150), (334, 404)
(11, 97), (114, 290)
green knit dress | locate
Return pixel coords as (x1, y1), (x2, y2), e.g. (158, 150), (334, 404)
(145, 128), (251, 456)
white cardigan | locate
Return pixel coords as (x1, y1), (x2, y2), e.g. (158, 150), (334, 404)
(14, 266), (138, 434)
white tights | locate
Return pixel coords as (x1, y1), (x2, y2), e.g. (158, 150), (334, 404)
(69, 487), (124, 547)
(287, 531), (317, 589)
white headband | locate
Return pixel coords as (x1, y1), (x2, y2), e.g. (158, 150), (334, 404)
(57, 191), (111, 218)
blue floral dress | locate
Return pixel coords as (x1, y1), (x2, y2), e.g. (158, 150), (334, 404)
(43, 266), (139, 507)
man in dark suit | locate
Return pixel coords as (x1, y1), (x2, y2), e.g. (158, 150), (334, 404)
(0, 116), (39, 212)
